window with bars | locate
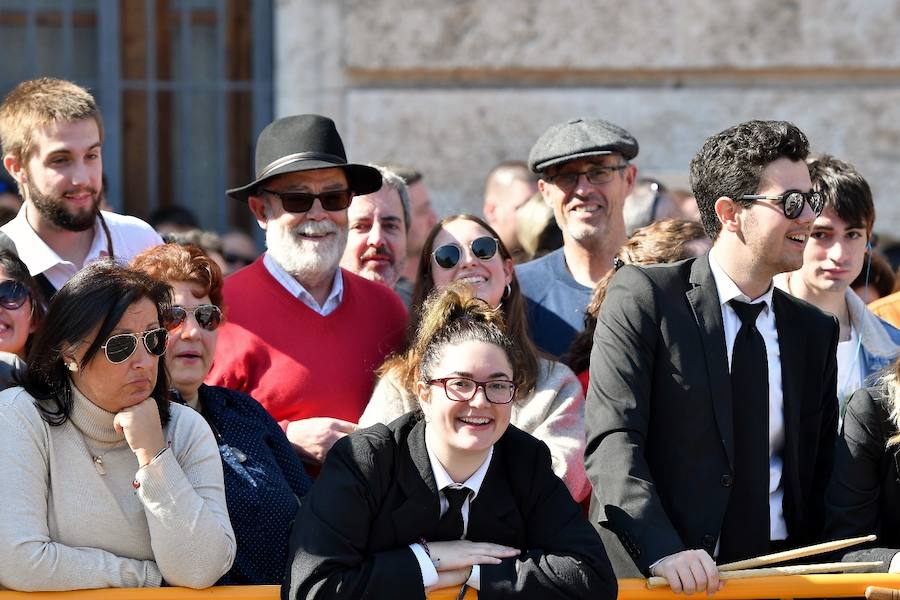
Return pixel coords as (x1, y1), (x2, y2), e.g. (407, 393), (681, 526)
(0, 0), (272, 234)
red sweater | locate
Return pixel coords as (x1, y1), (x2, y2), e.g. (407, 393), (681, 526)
(206, 259), (407, 430)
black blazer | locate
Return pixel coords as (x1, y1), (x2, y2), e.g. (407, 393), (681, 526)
(585, 254), (839, 575)
(824, 387), (900, 570)
(282, 412), (616, 600)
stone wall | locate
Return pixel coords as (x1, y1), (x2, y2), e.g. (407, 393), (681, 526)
(275, 0), (900, 234)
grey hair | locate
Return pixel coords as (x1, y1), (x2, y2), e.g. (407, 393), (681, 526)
(368, 163), (411, 233)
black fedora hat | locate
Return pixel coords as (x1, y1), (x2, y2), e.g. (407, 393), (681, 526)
(227, 114), (382, 202)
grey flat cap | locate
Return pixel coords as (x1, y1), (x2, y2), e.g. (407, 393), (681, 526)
(528, 117), (639, 173)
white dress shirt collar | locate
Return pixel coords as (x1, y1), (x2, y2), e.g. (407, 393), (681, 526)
(708, 248), (775, 311)
(426, 434), (493, 501)
(262, 251), (344, 316)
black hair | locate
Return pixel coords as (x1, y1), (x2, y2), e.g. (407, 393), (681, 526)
(690, 120), (809, 241)
(807, 153), (875, 234)
(0, 249), (47, 355)
(24, 260), (173, 426)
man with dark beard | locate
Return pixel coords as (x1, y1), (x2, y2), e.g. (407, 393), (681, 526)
(0, 78), (161, 295)
(206, 114), (407, 468)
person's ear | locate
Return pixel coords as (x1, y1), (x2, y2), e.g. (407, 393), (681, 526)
(537, 178), (553, 206)
(3, 154), (25, 186)
(714, 196), (741, 234)
(501, 256), (513, 286)
(415, 380), (433, 419)
(247, 194), (270, 230)
(622, 164), (637, 195)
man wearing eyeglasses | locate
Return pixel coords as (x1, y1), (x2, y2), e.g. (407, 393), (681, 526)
(207, 114), (407, 468)
(516, 118), (637, 358)
(586, 120), (839, 594)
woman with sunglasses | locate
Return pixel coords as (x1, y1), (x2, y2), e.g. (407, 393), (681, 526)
(284, 285), (616, 599)
(0, 250), (47, 384)
(130, 243), (312, 585)
(0, 261), (235, 591)
(359, 214), (590, 501)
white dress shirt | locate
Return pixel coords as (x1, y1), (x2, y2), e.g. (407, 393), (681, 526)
(262, 252), (343, 316)
(409, 436), (494, 591)
(1, 205), (162, 290)
(708, 249), (788, 543)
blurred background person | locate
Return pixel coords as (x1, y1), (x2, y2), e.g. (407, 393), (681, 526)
(514, 191), (563, 263)
(220, 229), (258, 275)
(0, 169), (22, 226)
(340, 164), (411, 304)
(0, 261), (234, 590)
(482, 160), (538, 263)
(851, 248), (895, 304)
(360, 214), (589, 501)
(132, 243), (312, 584)
(148, 204), (200, 238)
(163, 228), (226, 274)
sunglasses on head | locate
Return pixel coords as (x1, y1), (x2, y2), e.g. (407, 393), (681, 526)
(432, 236), (500, 270)
(0, 280), (29, 310)
(738, 190), (824, 219)
(100, 327), (168, 364)
(163, 304), (222, 332)
(262, 189), (353, 213)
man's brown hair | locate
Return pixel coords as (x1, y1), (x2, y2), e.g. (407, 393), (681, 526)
(0, 77), (103, 166)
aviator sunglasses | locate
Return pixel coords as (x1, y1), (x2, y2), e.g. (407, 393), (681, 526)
(0, 280), (30, 310)
(100, 327), (168, 364)
(738, 190), (824, 220)
(163, 304), (223, 332)
(432, 236), (500, 270)
(262, 189), (353, 213)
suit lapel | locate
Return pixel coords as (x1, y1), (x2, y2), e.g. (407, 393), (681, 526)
(466, 441), (521, 544)
(686, 255), (735, 466)
(773, 290), (803, 526)
(391, 419), (441, 543)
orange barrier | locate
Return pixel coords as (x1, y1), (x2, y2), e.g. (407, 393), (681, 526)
(0, 575), (898, 599)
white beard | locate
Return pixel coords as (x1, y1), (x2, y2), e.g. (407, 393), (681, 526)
(265, 219), (348, 283)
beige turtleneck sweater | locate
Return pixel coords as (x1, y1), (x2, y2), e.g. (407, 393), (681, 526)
(0, 385), (235, 591)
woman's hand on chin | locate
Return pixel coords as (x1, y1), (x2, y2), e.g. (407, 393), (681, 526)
(113, 398), (167, 467)
(427, 540), (519, 571)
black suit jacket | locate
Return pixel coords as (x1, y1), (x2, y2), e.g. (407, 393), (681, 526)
(282, 412), (616, 600)
(585, 254), (839, 576)
(824, 387), (900, 570)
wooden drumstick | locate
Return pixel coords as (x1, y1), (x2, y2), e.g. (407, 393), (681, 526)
(647, 560), (883, 589)
(717, 534), (877, 571)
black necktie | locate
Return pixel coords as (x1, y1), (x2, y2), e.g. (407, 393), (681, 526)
(719, 300), (771, 562)
(434, 486), (471, 541)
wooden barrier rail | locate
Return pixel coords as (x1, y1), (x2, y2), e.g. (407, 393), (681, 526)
(1, 575), (899, 599)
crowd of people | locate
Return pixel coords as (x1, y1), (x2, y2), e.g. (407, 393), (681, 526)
(0, 75), (899, 598)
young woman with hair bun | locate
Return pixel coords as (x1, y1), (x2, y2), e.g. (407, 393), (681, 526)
(283, 284), (616, 600)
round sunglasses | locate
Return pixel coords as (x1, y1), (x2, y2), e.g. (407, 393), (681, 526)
(163, 304), (222, 332)
(100, 327), (168, 364)
(432, 236), (500, 270)
(0, 280), (30, 310)
(738, 190), (824, 220)
(262, 189), (353, 213)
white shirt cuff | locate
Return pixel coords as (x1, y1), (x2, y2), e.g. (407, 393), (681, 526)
(467, 564), (481, 590)
(409, 543), (438, 588)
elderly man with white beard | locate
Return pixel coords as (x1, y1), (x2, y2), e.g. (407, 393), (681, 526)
(206, 115), (408, 468)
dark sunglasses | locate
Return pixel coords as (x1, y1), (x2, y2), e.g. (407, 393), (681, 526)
(100, 327), (168, 364)
(0, 280), (29, 310)
(739, 190), (824, 219)
(432, 236), (500, 270)
(262, 188), (353, 213)
(163, 304), (223, 332)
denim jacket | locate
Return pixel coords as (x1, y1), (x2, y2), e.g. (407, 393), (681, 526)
(847, 288), (900, 384)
